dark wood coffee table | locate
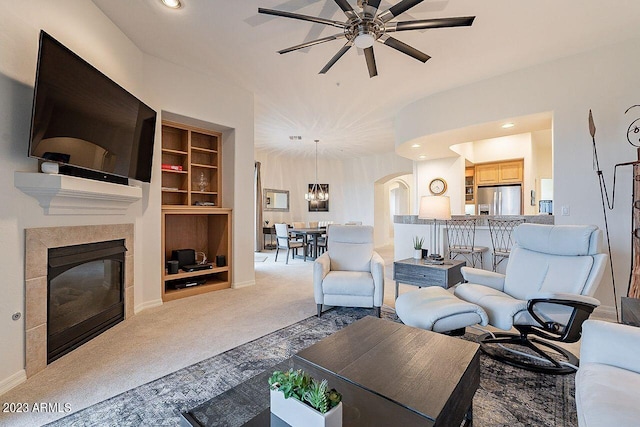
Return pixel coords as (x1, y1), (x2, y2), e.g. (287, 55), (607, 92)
(241, 316), (480, 426)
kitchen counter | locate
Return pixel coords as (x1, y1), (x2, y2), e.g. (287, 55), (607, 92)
(393, 214), (554, 226)
(393, 215), (554, 274)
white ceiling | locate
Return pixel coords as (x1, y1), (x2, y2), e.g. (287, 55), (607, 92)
(92, 0), (640, 159)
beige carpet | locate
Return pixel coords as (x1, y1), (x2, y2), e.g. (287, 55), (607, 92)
(0, 246), (609, 426)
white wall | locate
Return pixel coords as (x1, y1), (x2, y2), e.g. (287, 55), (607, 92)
(255, 150), (412, 247)
(414, 156), (466, 214)
(396, 36), (640, 312)
(0, 0), (254, 391)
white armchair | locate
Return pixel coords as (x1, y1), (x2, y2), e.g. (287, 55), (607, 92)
(576, 320), (640, 426)
(314, 225), (384, 317)
(455, 223), (607, 374)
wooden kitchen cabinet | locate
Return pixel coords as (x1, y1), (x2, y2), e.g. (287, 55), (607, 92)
(475, 160), (523, 185)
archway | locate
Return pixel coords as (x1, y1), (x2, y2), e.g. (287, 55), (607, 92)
(374, 172), (413, 248)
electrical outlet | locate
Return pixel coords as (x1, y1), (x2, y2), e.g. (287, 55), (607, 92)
(561, 205), (570, 216)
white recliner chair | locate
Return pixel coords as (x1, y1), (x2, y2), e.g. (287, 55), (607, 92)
(455, 223), (607, 374)
(313, 225), (384, 317)
(576, 319), (640, 426)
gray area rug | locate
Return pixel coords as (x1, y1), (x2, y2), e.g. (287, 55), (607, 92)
(47, 307), (576, 426)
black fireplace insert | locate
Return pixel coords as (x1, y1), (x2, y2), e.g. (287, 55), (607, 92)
(47, 239), (126, 363)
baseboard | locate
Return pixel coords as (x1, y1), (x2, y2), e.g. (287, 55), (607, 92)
(0, 370), (26, 395)
(134, 299), (163, 314)
(232, 280), (255, 289)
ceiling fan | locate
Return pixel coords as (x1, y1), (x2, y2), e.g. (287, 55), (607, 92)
(258, 0), (475, 78)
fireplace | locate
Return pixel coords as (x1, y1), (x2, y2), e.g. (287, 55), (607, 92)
(25, 224), (134, 377)
(47, 239), (126, 363)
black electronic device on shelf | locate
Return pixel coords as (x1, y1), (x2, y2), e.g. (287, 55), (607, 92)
(170, 278), (207, 290)
(181, 263), (213, 272)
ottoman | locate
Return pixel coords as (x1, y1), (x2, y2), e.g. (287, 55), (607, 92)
(395, 286), (488, 333)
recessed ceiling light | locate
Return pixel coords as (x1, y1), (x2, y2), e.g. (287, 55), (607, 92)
(501, 122), (515, 129)
(418, 155), (426, 160)
(411, 144), (421, 148)
(161, 0), (181, 9)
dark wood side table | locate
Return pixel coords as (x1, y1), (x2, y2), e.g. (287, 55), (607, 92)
(262, 226), (276, 249)
(393, 258), (466, 300)
(621, 297), (640, 326)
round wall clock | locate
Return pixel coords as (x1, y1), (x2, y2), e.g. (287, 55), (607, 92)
(429, 178), (447, 195)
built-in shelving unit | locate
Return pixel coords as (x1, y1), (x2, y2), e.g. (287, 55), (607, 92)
(161, 122), (221, 208)
(161, 120), (231, 301)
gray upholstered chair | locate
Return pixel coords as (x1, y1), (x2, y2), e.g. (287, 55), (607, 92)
(274, 223), (306, 264)
(455, 223), (607, 374)
(313, 225), (384, 317)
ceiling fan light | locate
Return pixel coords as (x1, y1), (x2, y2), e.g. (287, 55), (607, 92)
(354, 33), (375, 49)
(161, 0), (181, 9)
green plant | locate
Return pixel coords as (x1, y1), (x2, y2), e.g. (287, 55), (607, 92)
(413, 236), (424, 250)
(304, 379), (329, 413)
(269, 369), (342, 414)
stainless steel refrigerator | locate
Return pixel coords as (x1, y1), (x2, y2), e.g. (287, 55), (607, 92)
(477, 184), (522, 215)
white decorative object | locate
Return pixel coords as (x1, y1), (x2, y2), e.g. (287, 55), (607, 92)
(270, 390), (342, 427)
(197, 171), (208, 192)
(40, 162), (59, 174)
(414, 249), (422, 260)
(14, 172), (142, 215)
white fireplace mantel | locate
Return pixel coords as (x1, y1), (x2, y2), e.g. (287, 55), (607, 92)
(14, 172), (143, 215)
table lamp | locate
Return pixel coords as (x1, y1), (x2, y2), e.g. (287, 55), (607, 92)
(418, 196), (451, 260)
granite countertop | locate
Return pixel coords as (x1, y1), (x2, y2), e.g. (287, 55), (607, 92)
(394, 214), (554, 225)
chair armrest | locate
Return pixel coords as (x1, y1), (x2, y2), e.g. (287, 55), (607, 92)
(526, 293), (600, 343)
(581, 319), (640, 373)
(313, 253), (331, 304)
(371, 251), (385, 307)
(461, 266), (505, 291)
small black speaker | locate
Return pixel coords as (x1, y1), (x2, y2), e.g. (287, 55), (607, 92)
(216, 255), (226, 267)
(172, 249), (196, 268)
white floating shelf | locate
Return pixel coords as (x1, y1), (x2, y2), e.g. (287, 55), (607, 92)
(14, 172), (142, 215)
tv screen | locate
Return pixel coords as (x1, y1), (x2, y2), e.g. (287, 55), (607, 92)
(28, 31), (156, 183)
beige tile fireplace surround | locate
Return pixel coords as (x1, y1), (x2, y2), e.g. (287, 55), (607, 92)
(24, 224), (134, 377)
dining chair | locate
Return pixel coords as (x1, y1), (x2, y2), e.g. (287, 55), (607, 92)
(308, 221), (319, 228)
(488, 218), (525, 271)
(445, 218), (488, 268)
(274, 223), (306, 264)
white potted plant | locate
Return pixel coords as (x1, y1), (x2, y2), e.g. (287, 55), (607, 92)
(268, 369), (342, 427)
(413, 236), (425, 259)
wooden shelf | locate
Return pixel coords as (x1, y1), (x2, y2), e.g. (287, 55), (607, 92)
(162, 148), (188, 155)
(162, 279), (230, 302)
(163, 266), (229, 281)
(192, 163), (218, 169)
(162, 169), (188, 174)
(192, 147), (218, 154)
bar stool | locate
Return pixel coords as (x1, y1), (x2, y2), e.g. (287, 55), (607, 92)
(445, 218), (488, 269)
(487, 218), (525, 271)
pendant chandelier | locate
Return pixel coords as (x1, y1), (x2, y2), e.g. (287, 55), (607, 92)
(305, 140), (328, 201)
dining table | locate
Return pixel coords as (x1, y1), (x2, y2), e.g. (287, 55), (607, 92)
(289, 227), (326, 260)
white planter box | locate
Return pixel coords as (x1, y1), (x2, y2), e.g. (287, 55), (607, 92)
(270, 389), (342, 427)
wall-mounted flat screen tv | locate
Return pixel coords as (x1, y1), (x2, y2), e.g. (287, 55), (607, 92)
(28, 31), (156, 184)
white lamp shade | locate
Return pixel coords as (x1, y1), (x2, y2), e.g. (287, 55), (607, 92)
(418, 196), (451, 220)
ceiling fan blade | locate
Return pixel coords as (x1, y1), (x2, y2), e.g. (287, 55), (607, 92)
(362, 0), (382, 18)
(258, 7), (346, 29)
(278, 33), (346, 54)
(378, 0), (425, 23)
(378, 35), (430, 63)
(386, 16), (475, 32)
(333, 0), (359, 20)
(364, 46), (378, 78)
(319, 42), (353, 74)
